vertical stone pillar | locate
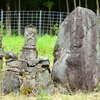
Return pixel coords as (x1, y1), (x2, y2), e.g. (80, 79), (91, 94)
(0, 35), (4, 93)
(20, 25), (38, 60)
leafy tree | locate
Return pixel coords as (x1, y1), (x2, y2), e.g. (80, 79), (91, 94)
(43, 0), (54, 11)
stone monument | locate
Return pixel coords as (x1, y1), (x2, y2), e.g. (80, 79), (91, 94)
(2, 25), (52, 95)
(20, 25), (37, 60)
(52, 7), (100, 92)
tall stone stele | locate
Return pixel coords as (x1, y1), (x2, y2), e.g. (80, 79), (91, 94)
(52, 7), (100, 92)
(20, 24), (38, 60)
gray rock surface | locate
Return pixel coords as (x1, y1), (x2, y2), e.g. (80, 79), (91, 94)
(24, 24), (37, 47)
(5, 51), (18, 60)
(20, 48), (37, 60)
(27, 58), (39, 66)
(2, 71), (20, 95)
(5, 51), (18, 64)
(52, 7), (100, 91)
(0, 35), (4, 92)
(6, 60), (27, 73)
(20, 25), (38, 60)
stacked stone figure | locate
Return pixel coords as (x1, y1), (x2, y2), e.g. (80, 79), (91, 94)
(20, 25), (37, 60)
(2, 25), (52, 95)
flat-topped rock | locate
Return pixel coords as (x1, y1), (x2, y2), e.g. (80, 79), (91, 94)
(20, 48), (37, 60)
(5, 51), (18, 60)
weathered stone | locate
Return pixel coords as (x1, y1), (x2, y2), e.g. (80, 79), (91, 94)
(2, 71), (20, 95)
(24, 24), (37, 47)
(39, 60), (50, 67)
(27, 58), (39, 67)
(39, 57), (50, 67)
(43, 80), (55, 94)
(7, 60), (27, 70)
(24, 64), (47, 78)
(29, 64), (47, 77)
(20, 46), (38, 61)
(24, 66), (36, 73)
(20, 78), (34, 95)
(52, 7), (100, 91)
(20, 24), (38, 61)
(25, 75), (32, 79)
(0, 48), (4, 58)
(5, 51), (18, 60)
(0, 35), (4, 93)
(2, 24), (51, 95)
(36, 70), (51, 89)
(39, 57), (49, 61)
(7, 67), (21, 73)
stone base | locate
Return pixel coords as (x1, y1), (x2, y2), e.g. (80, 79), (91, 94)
(20, 47), (38, 60)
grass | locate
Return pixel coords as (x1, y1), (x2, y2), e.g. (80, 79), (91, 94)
(1, 91), (100, 100)
(1, 35), (100, 100)
(2, 35), (24, 55)
(37, 34), (57, 67)
(2, 34), (57, 67)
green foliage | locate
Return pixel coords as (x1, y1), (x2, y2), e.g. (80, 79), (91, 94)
(36, 89), (51, 100)
(2, 35), (57, 67)
(51, 23), (59, 34)
(0, 21), (6, 35)
(37, 34), (57, 66)
(21, 0), (46, 10)
(43, 0), (54, 11)
(2, 35), (24, 55)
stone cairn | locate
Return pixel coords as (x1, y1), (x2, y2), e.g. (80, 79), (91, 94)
(2, 25), (52, 95)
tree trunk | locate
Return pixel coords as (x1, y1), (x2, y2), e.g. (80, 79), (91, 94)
(6, 0), (11, 36)
(96, 0), (100, 27)
(14, 0), (17, 10)
(79, 0), (81, 7)
(66, 0), (69, 13)
(58, 0), (61, 11)
(85, 0), (87, 8)
(18, 0), (21, 35)
(96, 0), (99, 14)
(73, 0), (76, 9)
